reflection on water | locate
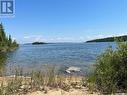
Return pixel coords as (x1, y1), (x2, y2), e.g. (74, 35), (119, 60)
(0, 53), (7, 76)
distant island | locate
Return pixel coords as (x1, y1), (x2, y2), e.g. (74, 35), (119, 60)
(86, 35), (127, 42)
(32, 42), (46, 45)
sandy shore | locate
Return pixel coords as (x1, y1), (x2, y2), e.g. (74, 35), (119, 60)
(26, 89), (98, 95)
(0, 76), (99, 95)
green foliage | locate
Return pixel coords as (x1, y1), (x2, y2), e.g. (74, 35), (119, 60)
(86, 35), (127, 42)
(0, 23), (18, 52)
(0, 53), (7, 76)
(88, 42), (127, 94)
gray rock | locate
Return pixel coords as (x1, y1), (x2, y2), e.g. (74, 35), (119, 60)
(66, 67), (81, 74)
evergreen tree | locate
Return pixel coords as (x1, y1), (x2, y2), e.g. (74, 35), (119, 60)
(0, 23), (6, 44)
(0, 23), (18, 52)
(8, 35), (12, 46)
(12, 40), (18, 47)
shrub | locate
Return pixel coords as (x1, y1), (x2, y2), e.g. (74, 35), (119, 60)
(88, 42), (127, 94)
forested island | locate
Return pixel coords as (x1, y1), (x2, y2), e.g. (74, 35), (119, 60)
(86, 35), (127, 42)
(0, 23), (18, 52)
(32, 42), (46, 45)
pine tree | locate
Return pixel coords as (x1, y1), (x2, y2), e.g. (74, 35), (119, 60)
(0, 24), (3, 42)
(12, 40), (18, 47)
(0, 23), (6, 44)
(8, 35), (12, 46)
(0, 23), (18, 52)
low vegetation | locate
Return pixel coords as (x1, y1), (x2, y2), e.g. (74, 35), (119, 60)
(0, 67), (85, 95)
(88, 41), (127, 94)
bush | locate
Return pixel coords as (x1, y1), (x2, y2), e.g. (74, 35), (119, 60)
(88, 42), (127, 94)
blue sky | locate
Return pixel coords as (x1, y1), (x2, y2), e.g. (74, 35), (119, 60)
(1, 0), (127, 43)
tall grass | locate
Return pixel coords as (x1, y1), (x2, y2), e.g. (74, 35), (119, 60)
(0, 66), (81, 94)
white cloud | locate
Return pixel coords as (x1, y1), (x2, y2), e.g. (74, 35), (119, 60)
(23, 32), (127, 43)
(12, 37), (16, 40)
(23, 35), (45, 42)
(45, 37), (84, 42)
(24, 36), (31, 39)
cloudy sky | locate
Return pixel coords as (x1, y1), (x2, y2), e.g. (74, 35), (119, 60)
(1, 0), (127, 43)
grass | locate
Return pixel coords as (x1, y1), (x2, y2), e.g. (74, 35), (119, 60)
(0, 66), (84, 95)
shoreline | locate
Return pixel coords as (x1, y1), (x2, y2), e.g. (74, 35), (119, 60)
(0, 75), (126, 95)
(0, 75), (99, 95)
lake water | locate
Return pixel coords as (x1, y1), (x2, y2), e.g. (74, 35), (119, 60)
(4, 42), (116, 75)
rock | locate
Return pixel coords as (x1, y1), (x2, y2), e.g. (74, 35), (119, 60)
(66, 67), (81, 74)
(20, 85), (27, 89)
(20, 85), (31, 89)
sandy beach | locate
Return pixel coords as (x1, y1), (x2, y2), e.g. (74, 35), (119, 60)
(0, 76), (99, 95)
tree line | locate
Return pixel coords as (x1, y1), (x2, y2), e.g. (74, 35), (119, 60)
(0, 23), (18, 52)
(86, 35), (127, 42)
